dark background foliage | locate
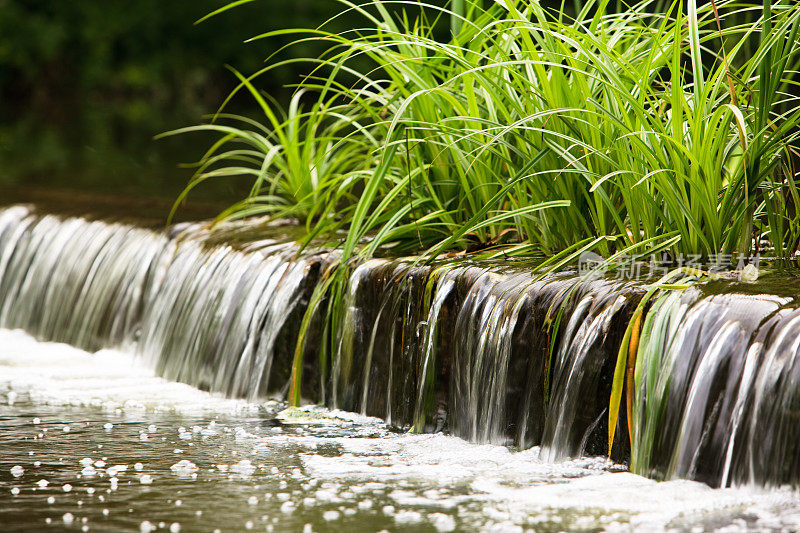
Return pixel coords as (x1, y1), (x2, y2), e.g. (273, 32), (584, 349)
(0, 0), (360, 202)
(0, 0), (615, 204)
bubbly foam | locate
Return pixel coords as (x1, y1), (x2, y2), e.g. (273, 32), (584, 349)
(0, 329), (256, 415)
(2, 327), (800, 532)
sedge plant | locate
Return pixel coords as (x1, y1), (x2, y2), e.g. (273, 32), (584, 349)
(168, 0), (800, 407)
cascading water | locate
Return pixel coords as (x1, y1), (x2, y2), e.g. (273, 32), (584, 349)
(136, 239), (314, 399)
(327, 259), (640, 457)
(3, 203), (800, 489)
(449, 268), (531, 445)
(0, 207), (166, 349)
(330, 259), (432, 425)
(0, 205), (322, 401)
(540, 278), (638, 461)
(630, 283), (800, 487)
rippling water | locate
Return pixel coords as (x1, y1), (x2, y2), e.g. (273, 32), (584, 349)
(1, 329), (799, 532)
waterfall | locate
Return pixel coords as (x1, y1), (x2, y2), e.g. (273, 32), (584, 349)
(0, 207), (166, 349)
(3, 203), (800, 488)
(0, 206), (322, 399)
(630, 286), (798, 487)
(325, 259), (640, 455)
(330, 259), (432, 425)
(540, 278), (637, 461)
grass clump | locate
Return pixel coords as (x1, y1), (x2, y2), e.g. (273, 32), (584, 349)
(169, 0), (800, 262)
(165, 0), (800, 407)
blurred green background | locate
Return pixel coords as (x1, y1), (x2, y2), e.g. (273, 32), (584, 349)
(0, 0), (362, 204)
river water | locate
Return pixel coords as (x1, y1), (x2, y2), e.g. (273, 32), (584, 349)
(1, 328), (799, 533)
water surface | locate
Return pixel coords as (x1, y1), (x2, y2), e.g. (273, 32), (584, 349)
(1, 329), (799, 532)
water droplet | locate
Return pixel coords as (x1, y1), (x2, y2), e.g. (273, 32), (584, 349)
(10, 465), (23, 477)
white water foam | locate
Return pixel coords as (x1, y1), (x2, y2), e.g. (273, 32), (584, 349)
(297, 435), (800, 531)
(3, 327), (800, 532)
(0, 328), (257, 415)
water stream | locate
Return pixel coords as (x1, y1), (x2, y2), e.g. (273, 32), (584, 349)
(3, 329), (800, 532)
(2, 204), (800, 530)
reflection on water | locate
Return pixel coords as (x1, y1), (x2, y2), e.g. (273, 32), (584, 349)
(0, 0), (354, 206)
(1, 329), (800, 533)
(0, 101), (250, 207)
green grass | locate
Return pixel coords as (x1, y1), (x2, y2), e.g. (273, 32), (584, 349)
(171, 0), (800, 261)
(167, 0), (800, 408)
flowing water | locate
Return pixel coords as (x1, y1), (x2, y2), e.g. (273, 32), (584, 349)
(5, 329), (800, 533)
(3, 204), (800, 531)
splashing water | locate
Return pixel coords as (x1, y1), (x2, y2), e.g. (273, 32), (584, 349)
(4, 204), (800, 492)
(2, 329), (800, 532)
